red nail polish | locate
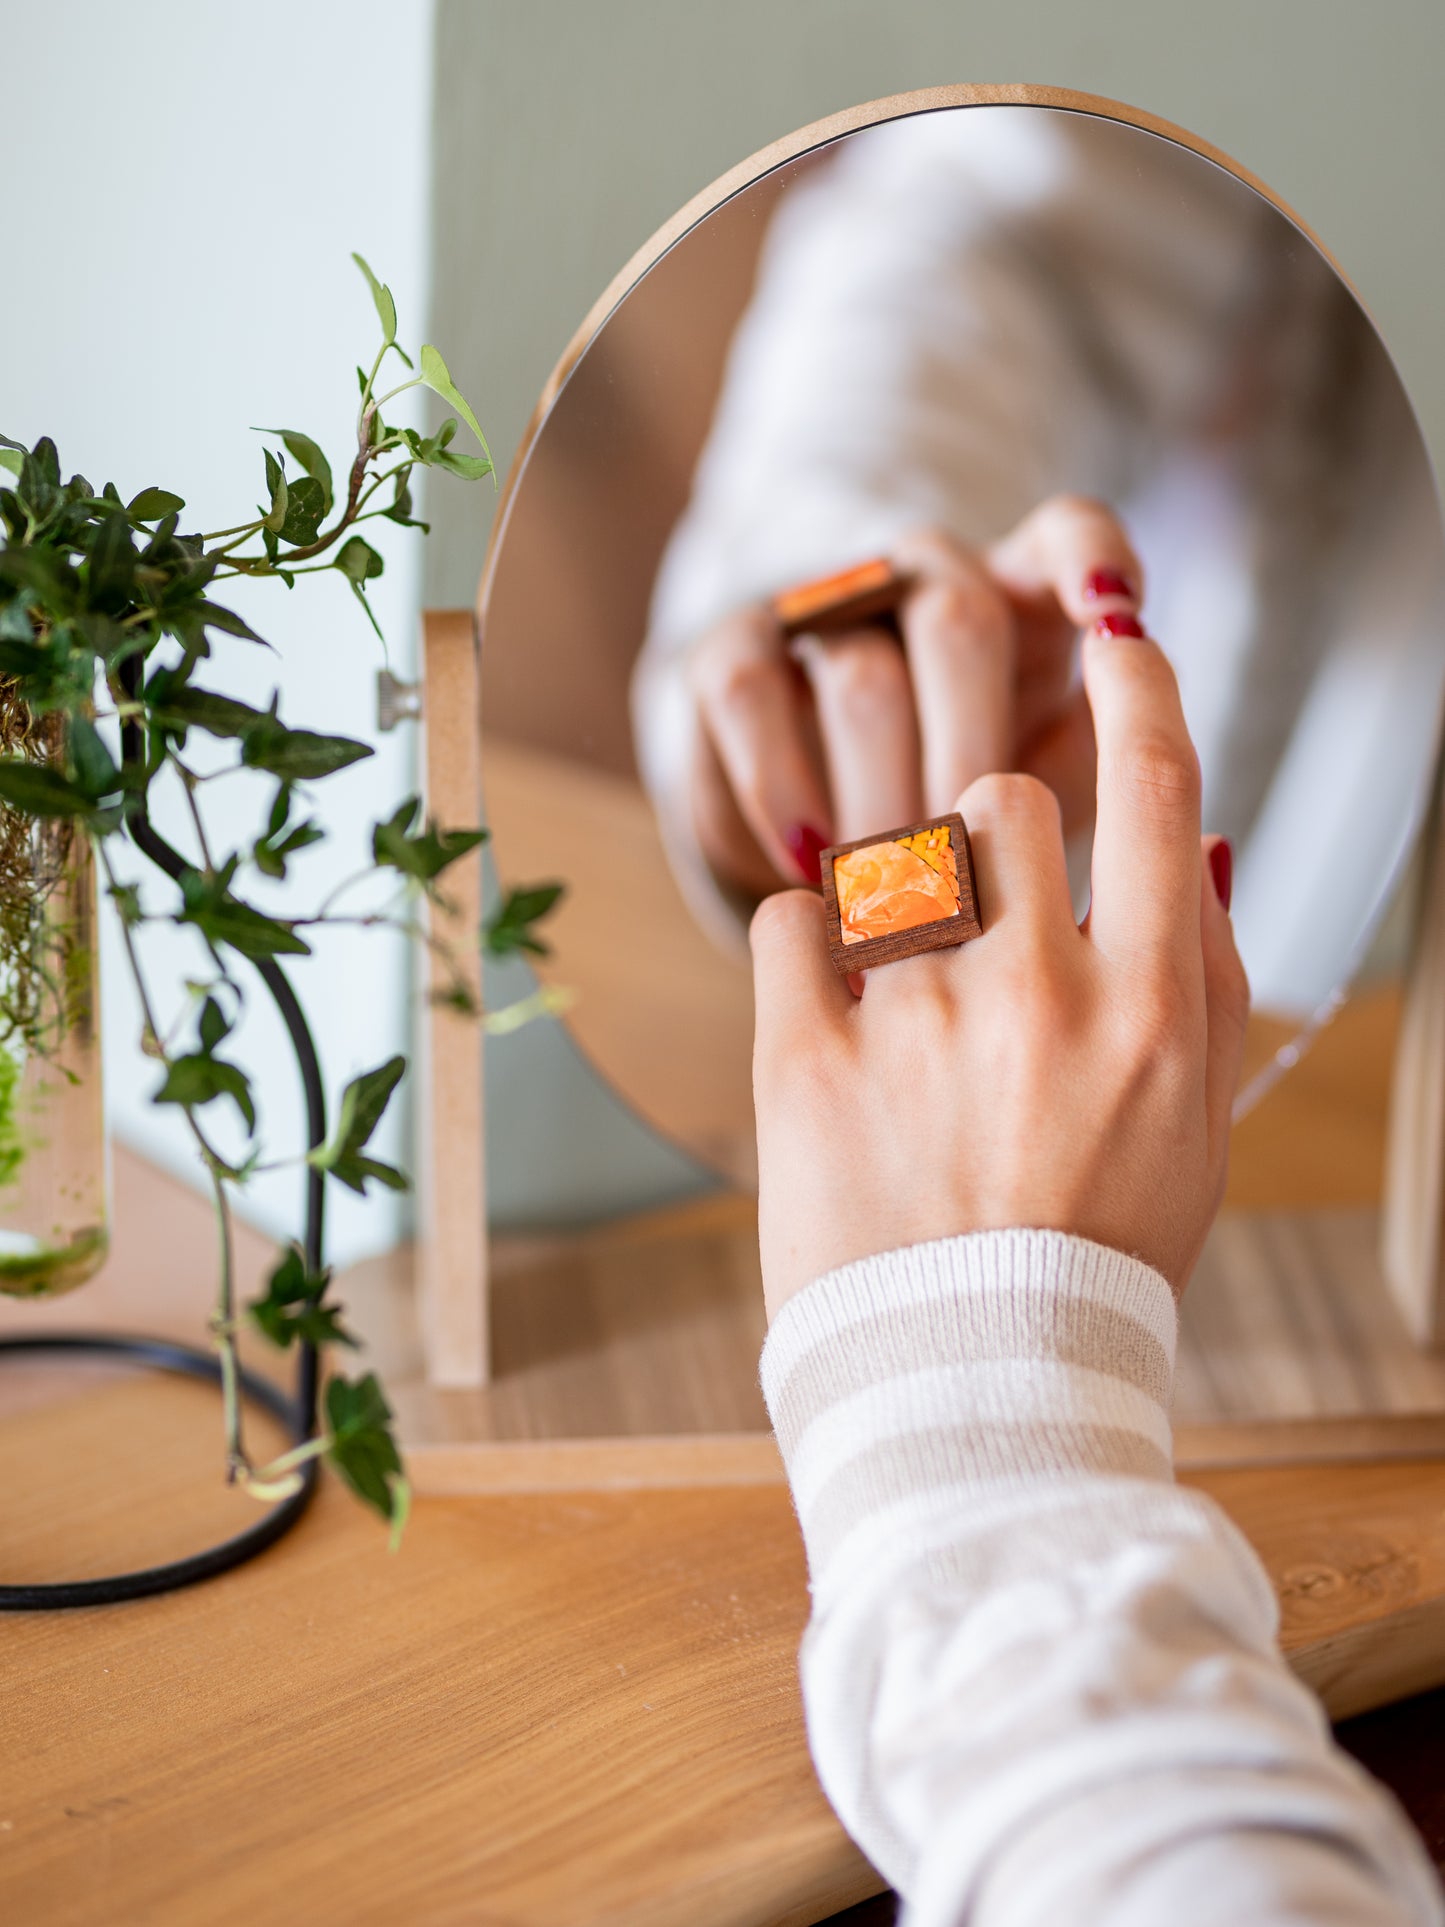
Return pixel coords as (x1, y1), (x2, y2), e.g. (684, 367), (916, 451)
(1208, 839), (1233, 912)
(1094, 613), (1145, 639)
(1084, 568), (1135, 602)
(785, 823), (827, 885)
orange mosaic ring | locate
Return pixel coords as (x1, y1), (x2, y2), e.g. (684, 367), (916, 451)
(771, 558), (911, 639)
(819, 811), (983, 973)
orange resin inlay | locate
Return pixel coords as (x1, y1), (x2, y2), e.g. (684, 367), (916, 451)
(834, 827), (961, 945)
(772, 557), (896, 629)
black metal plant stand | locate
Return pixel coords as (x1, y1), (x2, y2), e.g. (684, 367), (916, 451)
(0, 695), (328, 1610)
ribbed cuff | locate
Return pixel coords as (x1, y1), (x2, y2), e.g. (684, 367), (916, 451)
(760, 1231), (1179, 1574)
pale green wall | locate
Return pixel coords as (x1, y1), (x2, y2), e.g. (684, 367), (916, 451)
(429, 0), (1445, 1224)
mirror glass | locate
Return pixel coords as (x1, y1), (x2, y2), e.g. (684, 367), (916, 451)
(479, 103), (1445, 1190)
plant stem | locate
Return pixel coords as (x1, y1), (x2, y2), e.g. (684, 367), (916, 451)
(96, 837), (253, 1474)
(206, 1163), (248, 1481)
(173, 760), (217, 871)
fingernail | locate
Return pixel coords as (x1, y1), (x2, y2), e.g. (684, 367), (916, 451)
(1084, 568), (1135, 603)
(784, 823), (827, 885)
(1208, 839), (1233, 912)
(1094, 612), (1145, 639)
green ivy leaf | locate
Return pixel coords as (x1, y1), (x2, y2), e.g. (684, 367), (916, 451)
(276, 475), (327, 547)
(127, 487), (187, 521)
(68, 714), (120, 799)
(177, 867), (311, 960)
(417, 345), (492, 472)
(352, 252), (397, 346)
(255, 430), (333, 517)
(153, 1049), (257, 1134)
(198, 994), (230, 1054)
(108, 881), (142, 927)
(261, 448), (289, 533)
(325, 1370), (408, 1537)
(307, 1055), (409, 1195)
(0, 760), (93, 817)
(241, 713), (372, 782)
(249, 1245), (356, 1351)
(381, 471), (428, 532)
(85, 513), (137, 612)
(335, 536), (384, 586)
(193, 601), (265, 645)
(254, 783), (325, 879)
(484, 882), (564, 958)
(372, 795), (487, 886)
(149, 682), (265, 741)
(430, 444), (494, 481)
(335, 535), (386, 644)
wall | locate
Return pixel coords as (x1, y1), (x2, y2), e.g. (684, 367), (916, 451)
(429, 0), (1445, 1225)
(1, 0), (438, 1263)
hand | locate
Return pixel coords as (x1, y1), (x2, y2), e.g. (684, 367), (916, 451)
(749, 616), (1248, 1317)
(686, 496), (1142, 897)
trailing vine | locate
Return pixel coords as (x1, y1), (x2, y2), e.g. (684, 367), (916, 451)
(0, 257), (562, 1533)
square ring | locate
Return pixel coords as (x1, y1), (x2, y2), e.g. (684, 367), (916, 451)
(819, 811), (983, 973)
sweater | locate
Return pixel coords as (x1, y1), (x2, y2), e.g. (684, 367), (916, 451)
(759, 1230), (1443, 1926)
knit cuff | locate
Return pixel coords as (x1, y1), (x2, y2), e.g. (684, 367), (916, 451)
(760, 1231), (1179, 1573)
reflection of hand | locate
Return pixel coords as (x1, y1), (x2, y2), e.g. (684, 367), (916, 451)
(687, 497), (1143, 896)
(750, 617), (1247, 1318)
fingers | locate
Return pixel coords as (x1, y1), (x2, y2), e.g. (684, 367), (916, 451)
(1018, 686), (1097, 839)
(796, 628), (922, 841)
(890, 528), (1016, 812)
(955, 770), (1075, 937)
(1200, 835), (1249, 1172)
(985, 494), (1144, 627)
(750, 889), (855, 1070)
(1082, 617), (1202, 966)
(690, 605), (834, 884)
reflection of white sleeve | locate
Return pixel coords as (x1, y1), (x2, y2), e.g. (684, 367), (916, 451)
(633, 108), (1265, 899)
(1231, 386), (1445, 1018)
(763, 1232), (1442, 1927)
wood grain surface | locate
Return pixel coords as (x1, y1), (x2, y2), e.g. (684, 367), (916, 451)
(4, 1366), (1445, 1925)
(3, 979), (1443, 1922)
(418, 607), (489, 1386)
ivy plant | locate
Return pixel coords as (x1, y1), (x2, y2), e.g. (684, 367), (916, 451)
(0, 256), (562, 1536)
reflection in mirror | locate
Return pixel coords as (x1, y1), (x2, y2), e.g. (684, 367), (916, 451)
(480, 105), (1445, 1191)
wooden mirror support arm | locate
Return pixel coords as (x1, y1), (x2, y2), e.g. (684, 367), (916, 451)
(1384, 759), (1445, 1346)
(418, 609), (490, 1385)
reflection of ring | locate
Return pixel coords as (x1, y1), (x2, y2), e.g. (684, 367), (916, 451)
(772, 558), (911, 639)
(820, 811), (983, 973)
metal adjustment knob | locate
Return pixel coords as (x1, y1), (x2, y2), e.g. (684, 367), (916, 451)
(376, 668), (423, 733)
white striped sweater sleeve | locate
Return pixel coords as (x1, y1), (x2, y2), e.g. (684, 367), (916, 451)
(760, 1231), (1442, 1927)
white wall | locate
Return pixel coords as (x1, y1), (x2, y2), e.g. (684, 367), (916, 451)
(1, 0), (438, 1264)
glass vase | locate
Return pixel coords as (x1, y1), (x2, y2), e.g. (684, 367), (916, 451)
(0, 696), (107, 1297)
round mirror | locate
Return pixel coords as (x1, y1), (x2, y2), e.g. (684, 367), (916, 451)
(478, 87), (1445, 1190)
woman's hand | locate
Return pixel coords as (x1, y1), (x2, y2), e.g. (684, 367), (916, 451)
(686, 496), (1142, 898)
(750, 617), (1248, 1318)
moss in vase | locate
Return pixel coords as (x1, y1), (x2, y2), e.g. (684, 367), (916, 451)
(0, 1042), (24, 1191)
(0, 1221), (109, 1298)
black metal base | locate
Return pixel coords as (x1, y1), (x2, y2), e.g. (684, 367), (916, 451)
(0, 1331), (318, 1610)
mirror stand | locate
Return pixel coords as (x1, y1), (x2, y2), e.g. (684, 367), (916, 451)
(1384, 755), (1445, 1341)
(360, 621), (1445, 1490)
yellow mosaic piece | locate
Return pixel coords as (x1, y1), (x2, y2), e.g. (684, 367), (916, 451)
(899, 825), (957, 885)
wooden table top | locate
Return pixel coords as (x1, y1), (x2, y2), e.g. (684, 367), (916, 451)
(6, 986), (1445, 1925)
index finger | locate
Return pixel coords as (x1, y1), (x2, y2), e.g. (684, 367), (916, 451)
(985, 494), (1144, 626)
(1082, 619), (1202, 967)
